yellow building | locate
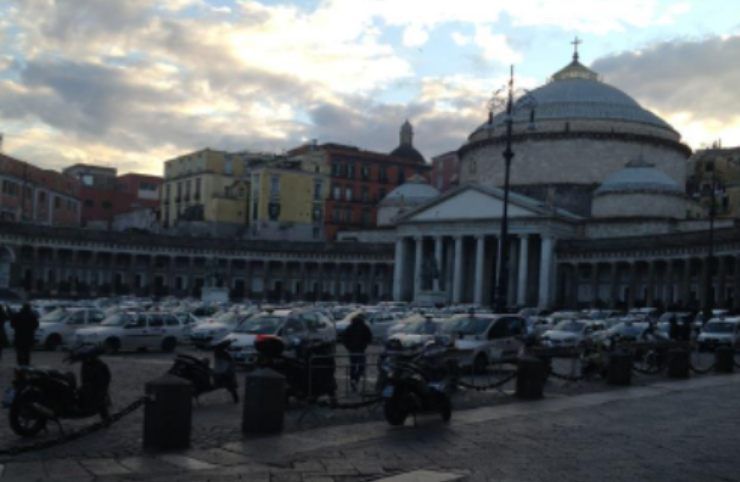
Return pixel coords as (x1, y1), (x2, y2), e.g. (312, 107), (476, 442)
(160, 148), (273, 228)
(249, 164), (329, 240)
(688, 145), (740, 218)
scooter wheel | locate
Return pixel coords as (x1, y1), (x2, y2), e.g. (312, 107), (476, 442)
(9, 388), (48, 437)
(384, 399), (408, 426)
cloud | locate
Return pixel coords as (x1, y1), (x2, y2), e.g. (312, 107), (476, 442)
(592, 35), (740, 146)
(473, 27), (522, 65)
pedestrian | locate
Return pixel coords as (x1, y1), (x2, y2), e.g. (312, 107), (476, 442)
(342, 313), (372, 392)
(0, 304), (9, 359)
(11, 303), (38, 366)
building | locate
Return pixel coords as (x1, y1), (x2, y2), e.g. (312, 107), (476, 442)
(0, 221), (393, 302)
(387, 46), (740, 313)
(687, 144), (740, 218)
(63, 165), (162, 229)
(160, 149), (276, 235)
(289, 122), (431, 240)
(248, 163), (328, 241)
(430, 151), (460, 192)
(0, 153), (81, 227)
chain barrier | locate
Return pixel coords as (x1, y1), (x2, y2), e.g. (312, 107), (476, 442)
(315, 396), (382, 410)
(632, 364), (662, 375)
(689, 361), (715, 374)
(548, 367), (585, 382)
(0, 396), (147, 457)
(457, 371), (517, 391)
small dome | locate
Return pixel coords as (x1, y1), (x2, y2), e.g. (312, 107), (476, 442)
(380, 175), (440, 207)
(595, 158), (683, 196)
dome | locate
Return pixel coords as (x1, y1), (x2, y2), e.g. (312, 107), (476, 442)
(380, 175), (440, 207)
(595, 158), (684, 196)
(471, 59), (676, 139)
(390, 144), (426, 164)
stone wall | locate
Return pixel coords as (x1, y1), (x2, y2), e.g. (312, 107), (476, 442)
(592, 192), (686, 219)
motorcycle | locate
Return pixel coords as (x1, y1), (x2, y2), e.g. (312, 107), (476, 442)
(7, 344), (111, 437)
(168, 339), (239, 403)
(378, 337), (456, 426)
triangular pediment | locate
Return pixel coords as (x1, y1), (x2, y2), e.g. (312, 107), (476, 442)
(403, 186), (545, 223)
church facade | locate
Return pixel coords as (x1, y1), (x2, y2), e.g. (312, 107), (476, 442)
(390, 49), (739, 312)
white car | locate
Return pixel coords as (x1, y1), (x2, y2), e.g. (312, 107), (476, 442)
(443, 314), (527, 373)
(75, 311), (187, 353)
(697, 318), (740, 351)
(189, 310), (253, 348)
(540, 320), (604, 349)
(223, 309), (336, 366)
(34, 307), (105, 350)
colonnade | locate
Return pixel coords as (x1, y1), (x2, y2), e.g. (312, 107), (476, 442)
(393, 233), (556, 308)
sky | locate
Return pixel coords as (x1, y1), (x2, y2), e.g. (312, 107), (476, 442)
(0, 0), (739, 176)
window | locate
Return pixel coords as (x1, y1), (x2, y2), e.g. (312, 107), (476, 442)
(331, 162), (339, 177)
(148, 315), (164, 328)
(361, 186), (369, 202)
(332, 208), (339, 223)
(345, 186), (353, 201)
(347, 163), (355, 179)
(312, 205), (322, 222)
(38, 191), (46, 203)
(1, 180), (18, 196)
(140, 182), (157, 191)
(705, 161), (715, 172)
(185, 179), (191, 198)
(313, 226), (320, 239)
(166, 315), (180, 327)
(225, 158), (233, 175)
(270, 175), (280, 198)
(361, 164), (370, 180)
(102, 201), (112, 210)
(314, 180), (323, 201)
(333, 185), (342, 200)
(54, 196), (61, 209)
(379, 166), (388, 183)
(361, 208), (371, 226)
(81, 174), (94, 186)
(176, 181), (182, 199)
(84, 199), (94, 208)
(379, 187), (386, 200)
(165, 184), (171, 198)
(195, 178), (201, 200)
(345, 207), (353, 223)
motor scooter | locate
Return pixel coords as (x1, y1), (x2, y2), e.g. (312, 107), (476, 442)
(168, 339), (239, 403)
(378, 338), (455, 426)
(7, 344), (111, 437)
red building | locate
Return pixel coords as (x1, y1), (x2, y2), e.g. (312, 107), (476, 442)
(290, 121), (431, 240)
(0, 153), (81, 227)
(430, 150), (460, 193)
(63, 164), (162, 228)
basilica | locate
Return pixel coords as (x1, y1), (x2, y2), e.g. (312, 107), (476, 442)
(380, 50), (740, 312)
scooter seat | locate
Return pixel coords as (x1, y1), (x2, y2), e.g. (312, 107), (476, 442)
(47, 369), (77, 389)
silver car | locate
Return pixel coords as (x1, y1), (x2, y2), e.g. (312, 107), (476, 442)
(443, 314), (527, 373)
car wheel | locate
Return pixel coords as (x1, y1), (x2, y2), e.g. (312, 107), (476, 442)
(45, 334), (62, 351)
(104, 337), (120, 354)
(161, 337), (177, 353)
(473, 353), (488, 374)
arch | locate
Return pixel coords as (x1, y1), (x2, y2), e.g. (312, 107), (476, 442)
(0, 245), (16, 263)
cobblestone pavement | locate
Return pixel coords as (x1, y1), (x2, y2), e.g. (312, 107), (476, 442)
(0, 346), (732, 481)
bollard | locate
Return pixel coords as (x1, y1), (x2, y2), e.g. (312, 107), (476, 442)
(516, 356), (547, 400)
(714, 346), (734, 374)
(143, 374), (192, 451)
(667, 348), (690, 379)
(607, 350), (632, 386)
(242, 368), (285, 434)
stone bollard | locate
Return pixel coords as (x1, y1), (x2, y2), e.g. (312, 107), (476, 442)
(667, 348), (690, 379)
(714, 346), (734, 374)
(607, 350), (632, 386)
(143, 374), (192, 451)
(242, 368), (286, 434)
(516, 356), (547, 400)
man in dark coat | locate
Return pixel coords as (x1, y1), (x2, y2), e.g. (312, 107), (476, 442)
(11, 303), (38, 366)
(342, 313), (372, 391)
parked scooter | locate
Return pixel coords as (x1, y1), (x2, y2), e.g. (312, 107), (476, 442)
(378, 337), (456, 426)
(7, 344), (111, 437)
(168, 339), (239, 403)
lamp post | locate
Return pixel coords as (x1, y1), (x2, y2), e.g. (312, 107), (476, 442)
(490, 66), (536, 313)
(702, 167), (718, 320)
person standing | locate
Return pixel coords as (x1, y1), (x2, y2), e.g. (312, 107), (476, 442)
(11, 303), (38, 366)
(0, 304), (9, 360)
(342, 313), (372, 392)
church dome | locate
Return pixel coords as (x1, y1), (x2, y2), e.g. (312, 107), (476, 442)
(380, 175), (440, 207)
(595, 158), (683, 196)
(390, 120), (426, 164)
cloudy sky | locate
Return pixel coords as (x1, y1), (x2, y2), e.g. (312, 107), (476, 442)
(1, 0), (739, 175)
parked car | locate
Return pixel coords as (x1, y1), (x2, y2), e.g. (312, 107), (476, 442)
(189, 310), (251, 348)
(34, 307), (105, 350)
(384, 318), (444, 353)
(75, 311), (187, 353)
(540, 320), (604, 349)
(697, 318), (740, 351)
(222, 309), (336, 366)
(442, 314), (526, 372)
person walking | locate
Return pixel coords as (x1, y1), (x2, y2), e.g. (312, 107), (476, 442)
(342, 313), (372, 392)
(0, 304), (9, 360)
(11, 303), (38, 366)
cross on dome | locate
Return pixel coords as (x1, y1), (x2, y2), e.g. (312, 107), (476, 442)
(571, 36), (582, 61)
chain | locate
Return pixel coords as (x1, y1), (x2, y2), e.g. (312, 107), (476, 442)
(689, 362), (715, 374)
(315, 396), (382, 410)
(457, 371), (517, 391)
(632, 364), (662, 375)
(0, 396), (147, 457)
(548, 368), (585, 382)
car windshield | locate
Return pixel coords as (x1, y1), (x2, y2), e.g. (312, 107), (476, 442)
(236, 316), (283, 334)
(101, 313), (130, 326)
(40, 308), (67, 323)
(703, 322), (736, 334)
(553, 320), (585, 332)
(400, 320), (439, 334)
(612, 322), (647, 336)
(443, 317), (490, 335)
(214, 312), (239, 325)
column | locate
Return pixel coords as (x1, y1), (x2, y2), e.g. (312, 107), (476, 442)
(609, 262), (619, 309)
(699, 257), (709, 311)
(646, 260), (656, 307)
(589, 263), (599, 308)
(413, 237), (423, 299)
(434, 236), (443, 291)
(392, 238), (405, 301)
(538, 236), (554, 309)
(680, 258), (691, 309)
(474, 235), (485, 306)
(717, 256), (727, 308)
(664, 259), (674, 307)
(627, 262), (637, 309)
(452, 236), (464, 304)
(517, 235), (529, 307)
